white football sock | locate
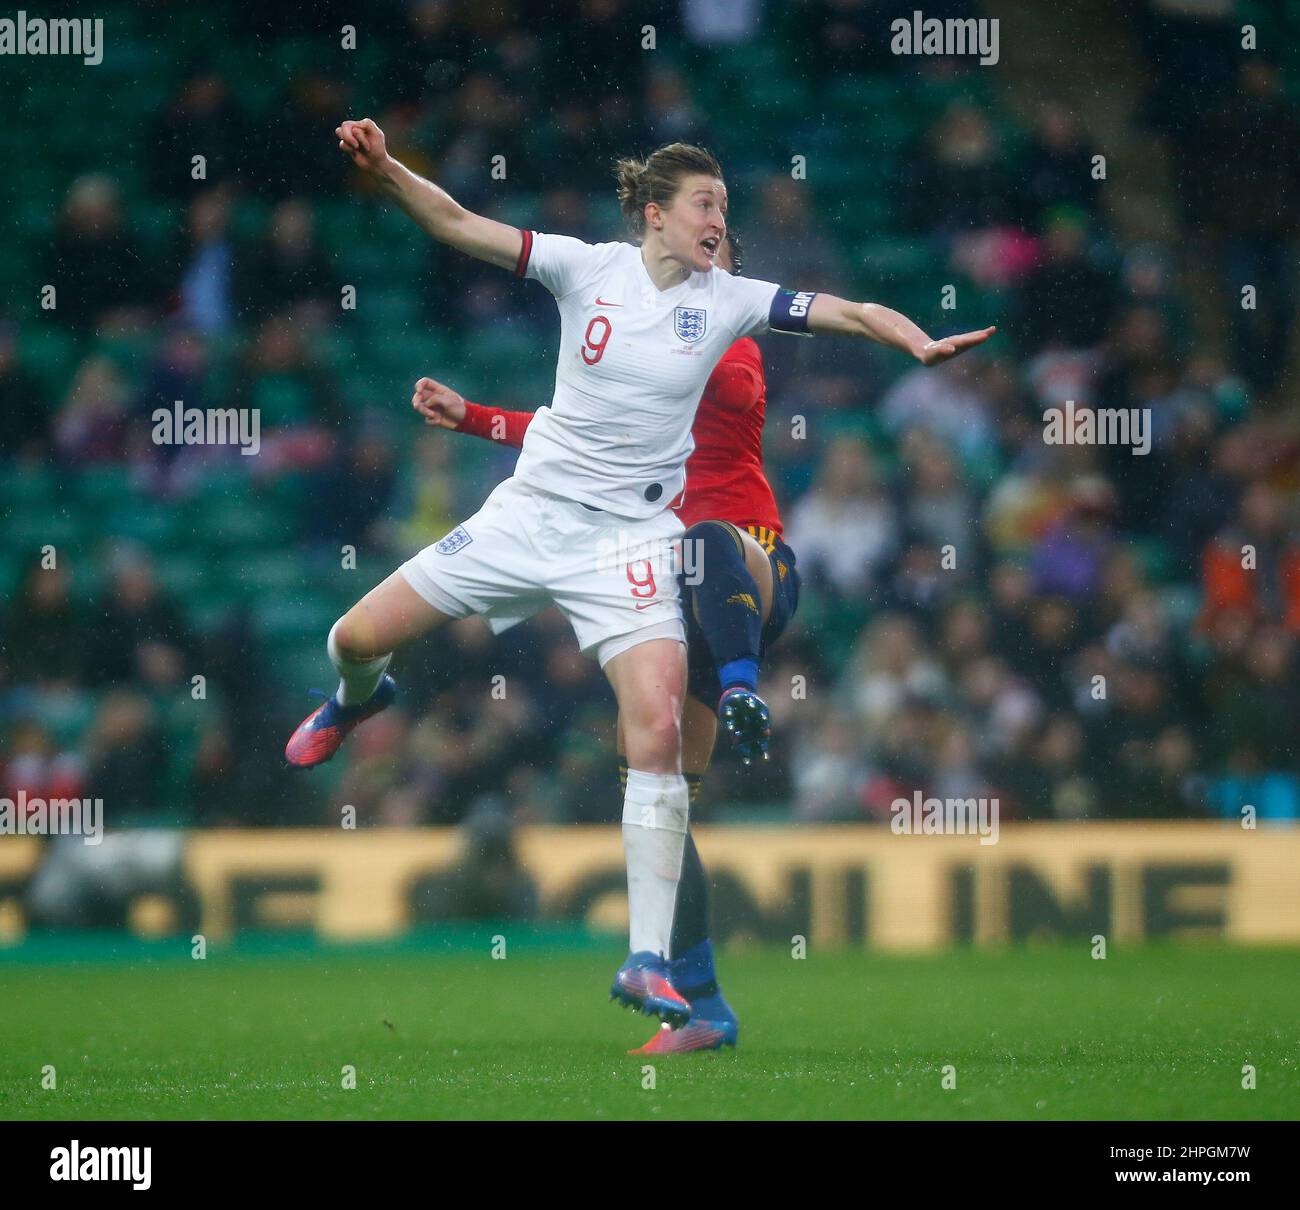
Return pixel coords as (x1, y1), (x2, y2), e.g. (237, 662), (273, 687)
(327, 620), (392, 706)
(621, 769), (690, 959)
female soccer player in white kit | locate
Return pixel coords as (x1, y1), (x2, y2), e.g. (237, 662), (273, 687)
(284, 118), (994, 1029)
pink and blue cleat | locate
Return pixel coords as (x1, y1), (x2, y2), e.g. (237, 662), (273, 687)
(283, 675), (397, 769)
(610, 951), (692, 1028)
(629, 1014), (738, 1055)
(628, 941), (739, 1053)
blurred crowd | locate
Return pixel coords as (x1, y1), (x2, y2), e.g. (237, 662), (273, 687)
(2, 0), (1298, 845)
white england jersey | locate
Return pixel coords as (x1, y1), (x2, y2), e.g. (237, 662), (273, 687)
(511, 231), (799, 518)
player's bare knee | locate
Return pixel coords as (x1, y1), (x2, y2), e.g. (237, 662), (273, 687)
(650, 705), (682, 755)
(628, 703), (682, 770)
(329, 611), (377, 662)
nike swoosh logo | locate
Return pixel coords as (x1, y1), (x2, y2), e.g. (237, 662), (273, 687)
(634, 601), (658, 610)
(594, 297), (623, 307)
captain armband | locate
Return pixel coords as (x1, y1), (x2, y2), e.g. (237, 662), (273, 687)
(768, 289), (818, 335)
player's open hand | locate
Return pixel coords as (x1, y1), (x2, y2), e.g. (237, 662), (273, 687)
(412, 377), (467, 429)
(916, 326), (997, 366)
(336, 118), (390, 174)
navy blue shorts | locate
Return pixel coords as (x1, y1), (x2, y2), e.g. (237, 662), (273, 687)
(684, 524), (800, 707)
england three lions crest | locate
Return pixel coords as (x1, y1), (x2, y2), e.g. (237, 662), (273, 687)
(434, 525), (473, 554)
(674, 306), (707, 343)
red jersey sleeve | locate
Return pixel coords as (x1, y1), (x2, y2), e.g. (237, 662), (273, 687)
(456, 401), (534, 449)
(704, 338), (764, 414)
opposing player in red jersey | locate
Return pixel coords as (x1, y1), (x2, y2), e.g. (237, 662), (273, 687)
(412, 234), (802, 1054)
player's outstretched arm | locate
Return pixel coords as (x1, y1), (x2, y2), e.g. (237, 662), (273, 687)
(337, 118), (522, 271)
(412, 377), (533, 449)
(807, 294), (995, 365)
(411, 377), (468, 429)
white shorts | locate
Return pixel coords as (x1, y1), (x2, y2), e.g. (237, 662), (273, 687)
(399, 477), (685, 666)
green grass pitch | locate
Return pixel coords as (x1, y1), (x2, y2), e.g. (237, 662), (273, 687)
(1, 941), (1295, 1120)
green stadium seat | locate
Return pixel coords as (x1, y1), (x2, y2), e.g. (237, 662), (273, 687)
(226, 550), (308, 594)
(103, 501), (183, 549)
(855, 236), (944, 281)
(360, 289), (421, 330)
(20, 326), (84, 401)
(155, 552), (210, 600)
(1135, 538), (1176, 584)
(1162, 585), (1202, 633)
(589, 195), (624, 235)
(75, 465), (136, 510)
(5, 464), (58, 507)
(3, 509), (83, 554)
(252, 596), (339, 643)
(130, 200), (183, 261)
(33, 686), (99, 748)
(182, 484), (294, 550)
(269, 641), (334, 696)
(486, 193), (541, 230)
(0, 550), (23, 599)
(231, 198), (272, 246)
(826, 76), (905, 116)
(180, 586), (250, 634)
